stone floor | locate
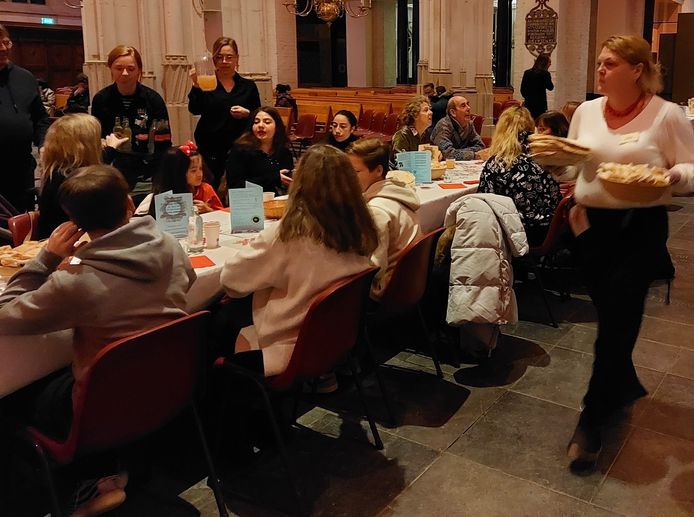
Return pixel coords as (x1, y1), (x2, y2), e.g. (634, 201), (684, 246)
(8, 197), (694, 517)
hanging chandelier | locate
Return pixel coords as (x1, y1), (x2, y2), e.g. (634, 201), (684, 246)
(283, 0), (373, 24)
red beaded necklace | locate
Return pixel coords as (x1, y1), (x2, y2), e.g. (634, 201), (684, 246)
(604, 94), (644, 118)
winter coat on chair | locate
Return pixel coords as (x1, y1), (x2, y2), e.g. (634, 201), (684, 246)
(444, 193), (528, 327)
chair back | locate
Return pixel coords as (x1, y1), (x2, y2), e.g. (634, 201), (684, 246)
(28, 311), (210, 464)
(492, 101), (503, 122)
(500, 99), (522, 114)
(381, 112), (400, 137)
(268, 269), (377, 391)
(472, 114), (484, 135)
(293, 114), (317, 139)
(275, 106), (294, 133)
(376, 227), (445, 319)
(530, 193), (574, 257)
(369, 111), (387, 133)
(8, 211), (40, 247)
(357, 109), (373, 131)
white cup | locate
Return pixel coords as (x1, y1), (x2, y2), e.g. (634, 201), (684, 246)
(263, 192), (275, 202)
(203, 221), (221, 249)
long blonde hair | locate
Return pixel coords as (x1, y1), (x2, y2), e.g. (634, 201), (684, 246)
(41, 114), (103, 184)
(489, 106), (535, 169)
(279, 144), (378, 256)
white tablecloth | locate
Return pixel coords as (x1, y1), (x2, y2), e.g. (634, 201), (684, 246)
(0, 160), (482, 397)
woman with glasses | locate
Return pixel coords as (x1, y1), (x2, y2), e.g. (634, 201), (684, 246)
(188, 36), (261, 188)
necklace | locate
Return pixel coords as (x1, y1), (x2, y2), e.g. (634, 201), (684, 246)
(605, 94), (644, 118)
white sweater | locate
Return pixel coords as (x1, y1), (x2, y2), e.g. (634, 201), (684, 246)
(220, 224), (372, 377)
(568, 96), (694, 208)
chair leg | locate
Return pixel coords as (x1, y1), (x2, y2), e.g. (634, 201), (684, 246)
(528, 260), (558, 328)
(362, 324), (396, 426)
(33, 441), (62, 517)
(416, 304), (444, 377)
(256, 384), (303, 517)
(192, 404), (229, 517)
(348, 351), (384, 451)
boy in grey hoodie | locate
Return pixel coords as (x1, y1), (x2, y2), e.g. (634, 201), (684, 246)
(347, 138), (421, 299)
(0, 165), (195, 515)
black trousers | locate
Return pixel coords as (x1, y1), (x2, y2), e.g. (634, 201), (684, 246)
(577, 206), (672, 425)
(1, 153), (35, 212)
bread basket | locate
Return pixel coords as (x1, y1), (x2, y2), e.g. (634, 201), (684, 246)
(263, 199), (287, 219)
(598, 175), (670, 203)
(596, 163), (670, 203)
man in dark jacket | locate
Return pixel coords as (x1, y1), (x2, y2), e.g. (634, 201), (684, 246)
(0, 24), (50, 211)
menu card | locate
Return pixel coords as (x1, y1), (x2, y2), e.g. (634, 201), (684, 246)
(154, 191), (192, 238)
(228, 181), (264, 233)
(396, 151), (432, 184)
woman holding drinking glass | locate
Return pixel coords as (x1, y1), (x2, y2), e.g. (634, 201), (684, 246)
(188, 36), (261, 188)
(565, 35), (694, 472)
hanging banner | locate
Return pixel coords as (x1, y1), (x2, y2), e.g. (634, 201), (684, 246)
(525, 0), (558, 57)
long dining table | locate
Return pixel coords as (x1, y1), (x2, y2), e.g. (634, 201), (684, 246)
(0, 161), (483, 397)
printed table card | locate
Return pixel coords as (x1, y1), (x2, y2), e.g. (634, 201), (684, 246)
(154, 191), (192, 238)
(228, 181), (264, 233)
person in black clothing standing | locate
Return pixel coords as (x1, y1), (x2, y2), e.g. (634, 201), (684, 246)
(189, 37), (261, 188)
(0, 24), (50, 212)
(520, 53), (554, 120)
(91, 45), (171, 189)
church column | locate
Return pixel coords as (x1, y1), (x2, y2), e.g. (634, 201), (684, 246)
(426, 0), (452, 90)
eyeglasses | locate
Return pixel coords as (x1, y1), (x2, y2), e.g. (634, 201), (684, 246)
(0, 39), (12, 50)
(178, 141), (198, 156)
(214, 54), (238, 62)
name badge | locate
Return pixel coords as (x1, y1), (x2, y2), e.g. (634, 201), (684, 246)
(619, 132), (640, 145)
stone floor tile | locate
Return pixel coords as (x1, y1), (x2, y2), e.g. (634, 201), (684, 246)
(555, 324), (597, 354)
(511, 346), (593, 409)
(670, 349), (694, 380)
(391, 385), (505, 450)
(500, 320), (573, 346)
(593, 427), (694, 517)
(634, 375), (694, 442)
(446, 392), (623, 501)
(388, 453), (618, 517)
(638, 316), (694, 351)
(632, 338), (682, 373)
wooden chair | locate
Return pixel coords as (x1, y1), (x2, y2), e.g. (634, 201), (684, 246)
(472, 114), (484, 136)
(17, 312), (228, 517)
(8, 211), (40, 247)
(288, 114), (317, 157)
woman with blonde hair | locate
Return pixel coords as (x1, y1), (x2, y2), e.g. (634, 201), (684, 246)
(478, 106), (560, 245)
(217, 144), (378, 377)
(189, 36), (261, 187)
(565, 35), (694, 471)
(37, 113), (104, 239)
(390, 95), (433, 164)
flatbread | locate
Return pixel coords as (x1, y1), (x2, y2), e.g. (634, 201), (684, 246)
(386, 170), (416, 189)
(0, 241), (46, 268)
(596, 162), (670, 187)
(528, 134), (592, 167)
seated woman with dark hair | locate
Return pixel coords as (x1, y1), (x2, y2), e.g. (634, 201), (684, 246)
(224, 106), (293, 194)
(478, 106), (561, 246)
(323, 109), (359, 151)
(535, 110), (569, 137)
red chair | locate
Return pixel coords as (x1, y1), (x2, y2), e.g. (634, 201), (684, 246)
(214, 268), (381, 513)
(354, 109), (374, 137)
(368, 111), (387, 134)
(500, 99), (522, 115)
(472, 114), (484, 136)
(376, 112), (400, 141)
(492, 101), (503, 123)
(362, 228), (446, 423)
(288, 114), (317, 157)
(20, 311), (228, 517)
(8, 210), (40, 247)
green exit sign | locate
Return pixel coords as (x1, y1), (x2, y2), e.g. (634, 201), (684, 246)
(40, 17), (55, 25)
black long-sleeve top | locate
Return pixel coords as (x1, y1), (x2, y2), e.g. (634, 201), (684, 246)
(225, 145), (293, 193)
(188, 73), (260, 157)
(520, 68), (554, 119)
(0, 63), (50, 153)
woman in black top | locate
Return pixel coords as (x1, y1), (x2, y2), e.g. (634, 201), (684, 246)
(225, 107), (293, 194)
(520, 53), (554, 119)
(323, 109), (359, 151)
(189, 37), (261, 188)
(91, 45), (171, 188)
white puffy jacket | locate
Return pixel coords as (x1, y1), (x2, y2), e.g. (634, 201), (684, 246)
(444, 193), (528, 326)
